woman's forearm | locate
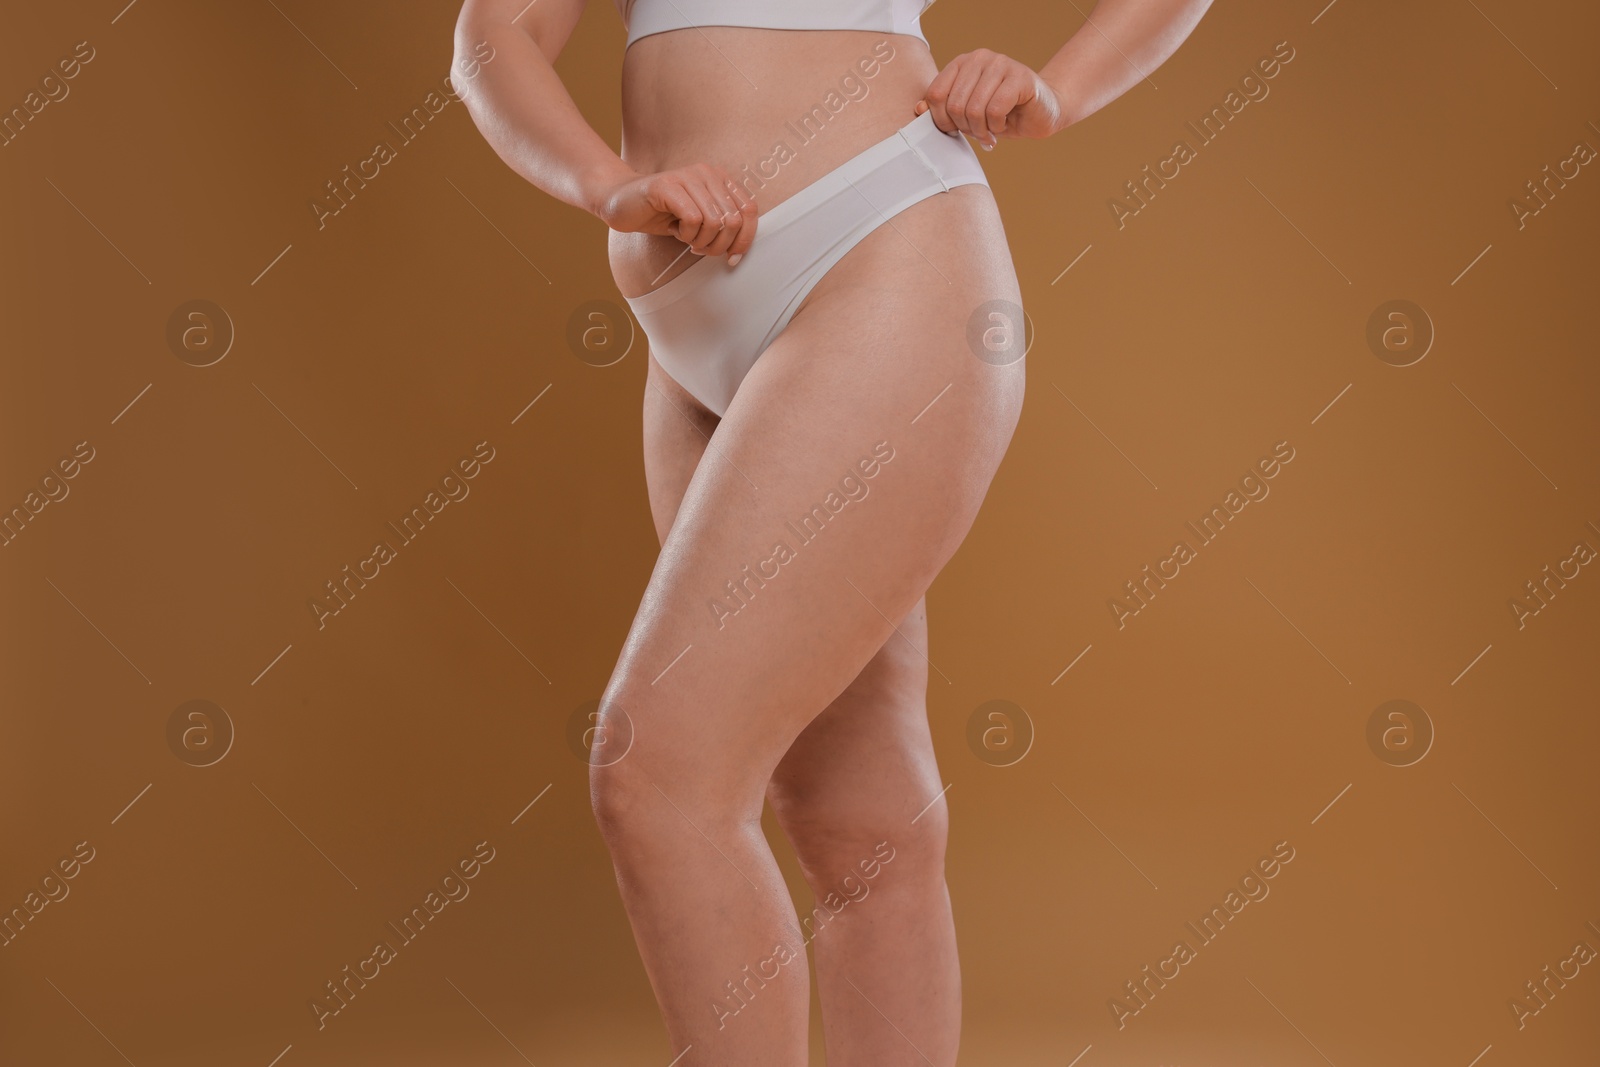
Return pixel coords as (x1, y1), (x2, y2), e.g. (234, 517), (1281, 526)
(1038, 0), (1213, 131)
(452, 3), (637, 218)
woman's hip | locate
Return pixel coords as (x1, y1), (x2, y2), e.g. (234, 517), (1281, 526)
(621, 113), (1014, 418)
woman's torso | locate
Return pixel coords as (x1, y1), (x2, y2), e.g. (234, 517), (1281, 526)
(608, 20), (942, 299)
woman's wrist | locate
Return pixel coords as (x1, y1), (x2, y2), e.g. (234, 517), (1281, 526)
(580, 160), (642, 223)
(1036, 13), (1161, 137)
(1038, 61), (1103, 136)
(1043, 75), (1082, 136)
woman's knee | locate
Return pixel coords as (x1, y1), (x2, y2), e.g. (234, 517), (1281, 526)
(770, 782), (949, 894)
(589, 732), (765, 851)
(588, 754), (653, 846)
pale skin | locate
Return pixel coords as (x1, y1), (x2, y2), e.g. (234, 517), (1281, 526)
(452, 2), (1211, 1063)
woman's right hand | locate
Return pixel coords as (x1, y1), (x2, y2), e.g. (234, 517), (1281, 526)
(594, 164), (758, 265)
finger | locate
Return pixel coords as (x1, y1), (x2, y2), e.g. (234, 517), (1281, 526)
(700, 168), (748, 254)
(701, 175), (749, 256)
(701, 222), (740, 258)
(706, 176), (754, 258)
(1004, 68), (1044, 138)
(709, 171), (749, 230)
(943, 55), (989, 142)
(921, 59), (962, 134)
(678, 178), (727, 252)
(695, 178), (742, 257)
(971, 64), (1016, 145)
(655, 180), (707, 245)
(726, 184), (760, 261)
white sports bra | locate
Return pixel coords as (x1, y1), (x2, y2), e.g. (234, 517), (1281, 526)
(615, 0), (936, 50)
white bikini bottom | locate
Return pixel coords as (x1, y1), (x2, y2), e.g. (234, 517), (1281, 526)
(621, 109), (990, 418)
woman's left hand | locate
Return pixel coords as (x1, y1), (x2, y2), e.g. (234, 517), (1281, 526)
(915, 50), (1066, 148)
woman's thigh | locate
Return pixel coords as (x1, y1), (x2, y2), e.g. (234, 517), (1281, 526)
(643, 351), (940, 858)
(641, 352), (722, 545)
(602, 183), (1023, 818)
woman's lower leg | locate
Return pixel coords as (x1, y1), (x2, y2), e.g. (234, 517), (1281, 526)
(593, 762), (814, 1065)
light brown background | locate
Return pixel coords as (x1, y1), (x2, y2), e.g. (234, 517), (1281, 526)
(3, 0), (1597, 1064)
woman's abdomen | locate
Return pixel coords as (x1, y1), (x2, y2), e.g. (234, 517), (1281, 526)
(609, 28), (941, 299)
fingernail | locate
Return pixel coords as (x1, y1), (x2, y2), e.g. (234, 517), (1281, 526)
(690, 247), (705, 255)
(983, 142), (994, 152)
(727, 254), (742, 266)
